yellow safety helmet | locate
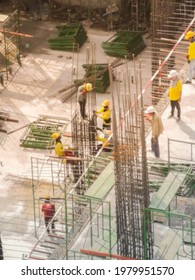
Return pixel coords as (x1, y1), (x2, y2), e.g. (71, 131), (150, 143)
(44, 194), (50, 200)
(84, 83), (92, 91)
(185, 31), (195, 40)
(51, 132), (60, 139)
(102, 100), (110, 107)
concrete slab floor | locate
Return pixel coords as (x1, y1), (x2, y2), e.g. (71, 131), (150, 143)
(0, 17), (194, 260)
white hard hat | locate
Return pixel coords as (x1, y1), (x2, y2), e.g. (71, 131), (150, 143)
(145, 106), (156, 114)
(168, 70), (178, 78)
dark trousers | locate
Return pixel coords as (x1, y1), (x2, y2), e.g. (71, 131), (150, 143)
(170, 100), (181, 118)
(79, 100), (86, 118)
(44, 217), (55, 233)
(151, 137), (160, 158)
(103, 124), (111, 130)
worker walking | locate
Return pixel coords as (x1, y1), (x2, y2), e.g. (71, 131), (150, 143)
(145, 106), (164, 158)
(185, 31), (195, 84)
(167, 70), (182, 121)
(96, 100), (111, 130)
(41, 195), (55, 234)
(77, 83), (93, 119)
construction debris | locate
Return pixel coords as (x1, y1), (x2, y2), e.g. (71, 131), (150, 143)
(102, 31), (145, 58)
(48, 23), (87, 51)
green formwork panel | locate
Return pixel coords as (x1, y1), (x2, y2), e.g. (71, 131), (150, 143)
(102, 31), (145, 58)
(20, 116), (69, 150)
(48, 23), (87, 51)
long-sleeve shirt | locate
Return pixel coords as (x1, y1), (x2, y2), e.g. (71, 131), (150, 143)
(168, 79), (182, 101)
(150, 113), (164, 138)
(77, 85), (87, 102)
(96, 107), (111, 125)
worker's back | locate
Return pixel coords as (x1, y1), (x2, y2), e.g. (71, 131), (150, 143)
(42, 202), (55, 218)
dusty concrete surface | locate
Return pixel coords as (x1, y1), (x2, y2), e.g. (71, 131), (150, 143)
(0, 10), (194, 260)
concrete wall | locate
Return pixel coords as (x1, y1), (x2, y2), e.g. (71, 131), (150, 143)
(53, 0), (118, 9)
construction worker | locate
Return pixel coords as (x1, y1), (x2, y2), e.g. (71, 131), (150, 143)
(185, 30), (195, 84)
(41, 194), (55, 234)
(51, 132), (75, 177)
(77, 82), (93, 119)
(96, 100), (111, 130)
(167, 70), (182, 121)
(144, 106), (164, 158)
(51, 132), (65, 156)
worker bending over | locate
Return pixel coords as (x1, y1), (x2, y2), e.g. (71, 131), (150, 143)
(96, 100), (111, 130)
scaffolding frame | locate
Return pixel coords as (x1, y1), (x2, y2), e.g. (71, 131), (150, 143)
(109, 60), (153, 259)
(143, 209), (194, 260)
(1, 10), (21, 79)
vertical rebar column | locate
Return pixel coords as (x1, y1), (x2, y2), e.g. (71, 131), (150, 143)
(111, 61), (153, 259)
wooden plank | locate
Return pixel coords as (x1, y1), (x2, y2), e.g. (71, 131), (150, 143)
(80, 249), (136, 260)
(29, 256), (46, 260)
(84, 162), (114, 200)
(48, 234), (64, 239)
(149, 171), (187, 211)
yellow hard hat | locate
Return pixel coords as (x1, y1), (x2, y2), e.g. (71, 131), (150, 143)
(185, 31), (195, 40)
(52, 132), (60, 139)
(102, 100), (110, 107)
(84, 83), (92, 91)
(44, 194), (50, 200)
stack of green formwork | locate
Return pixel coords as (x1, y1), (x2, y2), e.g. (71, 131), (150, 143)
(102, 30), (145, 58)
(20, 124), (55, 149)
(20, 116), (69, 150)
(48, 23), (87, 51)
(74, 64), (110, 93)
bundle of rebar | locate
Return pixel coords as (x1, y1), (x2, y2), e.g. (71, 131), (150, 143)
(74, 64), (110, 93)
(110, 62), (153, 259)
(48, 23), (87, 51)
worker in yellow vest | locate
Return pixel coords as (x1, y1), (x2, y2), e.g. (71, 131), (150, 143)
(167, 70), (182, 122)
(51, 133), (74, 177)
(185, 31), (195, 84)
(96, 100), (111, 130)
(51, 133), (65, 156)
